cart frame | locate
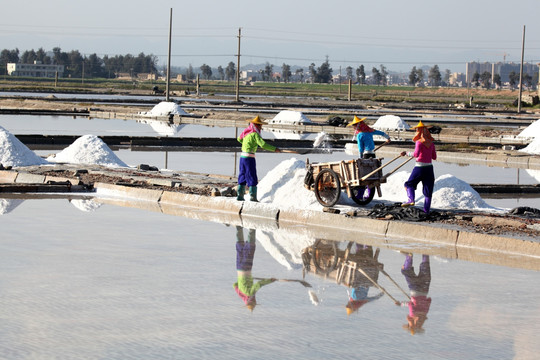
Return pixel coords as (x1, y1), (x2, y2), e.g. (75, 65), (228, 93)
(305, 155), (412, 207)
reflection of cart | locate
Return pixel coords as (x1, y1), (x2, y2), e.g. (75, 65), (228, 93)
(302, 240), (410, 305)
(305, 155), (412, 207)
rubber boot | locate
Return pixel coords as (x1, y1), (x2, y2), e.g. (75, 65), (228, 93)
(401, 187), (415, 207)
(249, 186), (258, 202)
(236, 185), (245, 201)
(423, 196), (432, 213)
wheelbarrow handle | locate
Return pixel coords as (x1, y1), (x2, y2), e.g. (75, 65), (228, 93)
(380, 156), (414, 181)
(359, 154), (402, 182)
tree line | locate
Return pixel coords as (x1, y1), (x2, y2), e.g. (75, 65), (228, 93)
(3, 47), (535, 89)
(0, 47), (158, 78)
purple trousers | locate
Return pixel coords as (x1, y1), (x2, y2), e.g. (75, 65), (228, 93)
(404, 165), (434, 198)
(238, 157), (258, 186)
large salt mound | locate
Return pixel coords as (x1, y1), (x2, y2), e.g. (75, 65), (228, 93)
(372, 115), (411, 130)
(0, 125), (48, 166)
(258, 159), (501, 213)
(141, 101), (189, 116)
(258, 158), (321, 210)
(517, 118), (540, 139)
(431, 174), (495, 211)
(268, 110), (313, 125)
(47, 135), (128, 168)
(519, 137), (540, 155)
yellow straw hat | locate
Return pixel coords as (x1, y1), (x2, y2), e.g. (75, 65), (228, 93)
(249, 115), (267, 125)
(412, 120), (426, 128)
(346, 116), (367, 127)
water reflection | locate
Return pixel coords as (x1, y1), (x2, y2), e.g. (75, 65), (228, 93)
(136, 118), (186, 136)
(401, 253), (432, 335)
(0, 198), (24, 215)
(1, 197), (539, 358)
(301, 240), (419, 313)
(234, 226), (277, 311)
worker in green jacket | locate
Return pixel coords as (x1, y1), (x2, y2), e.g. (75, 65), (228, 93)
(234, 226), (276, 311)
(237, 115), (281, 202)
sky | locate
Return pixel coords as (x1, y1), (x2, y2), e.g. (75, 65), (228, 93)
(2, 1), (540, 74)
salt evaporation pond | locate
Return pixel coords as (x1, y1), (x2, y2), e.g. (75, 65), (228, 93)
(0, 196), (539, 359)
(1, 115), (540, 358)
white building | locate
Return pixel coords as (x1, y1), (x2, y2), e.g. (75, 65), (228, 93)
(7, 61), (64, 78)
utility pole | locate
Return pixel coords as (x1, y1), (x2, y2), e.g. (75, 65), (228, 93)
(166, 8), (173, 102)
(235, 28), (241, 102)
(517, 25), (525, 113)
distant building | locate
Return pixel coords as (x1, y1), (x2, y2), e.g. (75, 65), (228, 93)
(7, 61), (64, 78)
(465, 62), (492, 83)
(240, 70), (258, 81)
(449, 72), (466, 87)
(136, 73), (157, 81)
(466, 61), (539, 84)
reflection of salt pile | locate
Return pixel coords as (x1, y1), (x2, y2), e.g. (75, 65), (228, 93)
(518, 119), (540, 155)
(0, 125), (48, 167)
(372, 115), (410, 130)
(259, 159), (500, 212)
(140, 101), (189, 116)
(268, 110), (313, 125)
(266, 110), (313, 140)
(137, 118), (185, 136)
(47, 135), (128, 168)
(70, 199), (102, 212)
(525, 169), (540, 182)
(0, 198), (24, 215)
(256, 228), (312, 270)
(266, 128), (311, 140)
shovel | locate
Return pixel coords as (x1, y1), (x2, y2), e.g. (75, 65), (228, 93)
(280, 149), (317, 155)
(254, 277), (312, 288)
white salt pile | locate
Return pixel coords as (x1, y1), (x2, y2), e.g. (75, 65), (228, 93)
(372, 115), (411, 130)
(520, 138), (540, 155)
(140, 101), (189, 116)
(518, 119), (540, 155)
(313, 132), (329, 148)
(258, 159), (499, 212)
(47, 135), (128, 168)
(0, 125), (48, 167)
(268, 110), (313, 125)
(517, 118), (540, 139)
(431, 174), (494, 211)
(258, 158), (321, 211)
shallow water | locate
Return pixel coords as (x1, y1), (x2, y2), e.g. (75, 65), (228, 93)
(0, 197), (539, 359)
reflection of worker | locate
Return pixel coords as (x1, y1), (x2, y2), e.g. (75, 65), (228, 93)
(347, 116), (390, 159)
(233, 226), (276, 311)
(401, 253), (432, 335)
(345, 244), (384, 315)
(237, 115), (281, 202)
(400, 120), (437, 213)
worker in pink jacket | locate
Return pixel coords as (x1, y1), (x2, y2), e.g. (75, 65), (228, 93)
(400, 121), (437, 213)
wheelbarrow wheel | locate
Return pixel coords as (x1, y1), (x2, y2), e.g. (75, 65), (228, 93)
(351, 185), (375, 206)
(314, 168), (341, 207)
(312, 239), (338, 274)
